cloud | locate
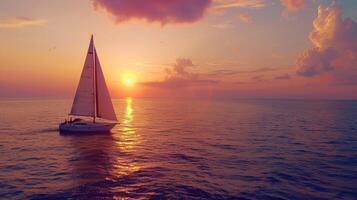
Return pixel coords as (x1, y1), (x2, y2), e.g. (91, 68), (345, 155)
(92, 0), (212, 25)
(141, 58), (219, 88)
(280, 0), (306, 11)
(274, 74), (291, 80)
(207, 67), (282, 76)
(0, 17), (47, 28)
(251, 75), (264, 80)
(211, 21), (232, 29)
(234, 81), (250, 84)
(296, 1), (357, 84)
(214, 0), (265, 9)
(238, 13), (252, 23)
(234, 79), (267, 85)
(296, 47), (336, 76)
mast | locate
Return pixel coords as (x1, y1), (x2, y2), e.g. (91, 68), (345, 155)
(92, 35), (97, 123)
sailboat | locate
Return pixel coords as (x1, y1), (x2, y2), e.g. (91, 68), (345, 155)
(59, 35), (117, 133)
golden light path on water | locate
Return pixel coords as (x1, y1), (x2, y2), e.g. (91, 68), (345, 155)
(112, 97), (141, 177)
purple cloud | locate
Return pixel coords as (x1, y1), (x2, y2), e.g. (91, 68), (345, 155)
(93, 0), (212, 25)
(296, 47), (337, 76)
(296, 1), (357, 82)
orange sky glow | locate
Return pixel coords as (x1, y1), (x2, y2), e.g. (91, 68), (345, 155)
(1, 0), (357, 99)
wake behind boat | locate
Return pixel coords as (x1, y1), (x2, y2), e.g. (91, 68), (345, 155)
(59, 35), (117, 133)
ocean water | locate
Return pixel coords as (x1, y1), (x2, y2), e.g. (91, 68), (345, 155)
(0, 98), (356, 200)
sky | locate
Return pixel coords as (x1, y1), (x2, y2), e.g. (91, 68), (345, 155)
(0, 0), (357, 99)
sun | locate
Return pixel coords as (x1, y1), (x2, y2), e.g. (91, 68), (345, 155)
(122, 72), (136, 87)
(125, 78), (134, 87)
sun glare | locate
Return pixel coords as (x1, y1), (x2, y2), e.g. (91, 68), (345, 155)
(122, 72), (136, 87)
(125, 78), (134, 87)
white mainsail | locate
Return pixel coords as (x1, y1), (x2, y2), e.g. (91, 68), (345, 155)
(70, 36), (117, 121)
(70, 37), (95, 117)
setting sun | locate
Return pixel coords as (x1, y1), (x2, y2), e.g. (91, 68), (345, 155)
(122, 72), (136, 87)
(125, 78), (134, 87)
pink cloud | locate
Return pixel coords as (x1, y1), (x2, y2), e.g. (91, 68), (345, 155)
(238, 13), (252, 23)
(141, 58), (219, 88)
(0, 17), (47, 28)
(274, 74), (291, 80)
(296, 47), (337, 76)
(280, 0), (306, 11)
(210, 0), (265, 16)
(296, 1), (357, 84)
(92, 0), (212, 25)
(214, 0), (265, 9)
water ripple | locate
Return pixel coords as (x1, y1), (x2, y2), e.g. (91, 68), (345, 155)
(0, 99), (357, 199)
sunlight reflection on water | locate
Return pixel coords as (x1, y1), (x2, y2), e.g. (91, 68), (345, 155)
(0, 99), (357, 199)
(116, 97), (140, 151)
(113, 97), (141, 177)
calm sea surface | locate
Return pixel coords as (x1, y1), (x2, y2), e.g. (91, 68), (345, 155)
(0, 98), (356, 199)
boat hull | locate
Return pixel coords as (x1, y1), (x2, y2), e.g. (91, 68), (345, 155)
(59, 121), (116, 133)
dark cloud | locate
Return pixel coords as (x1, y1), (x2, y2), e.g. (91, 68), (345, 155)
(93, 0), (212, 25)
